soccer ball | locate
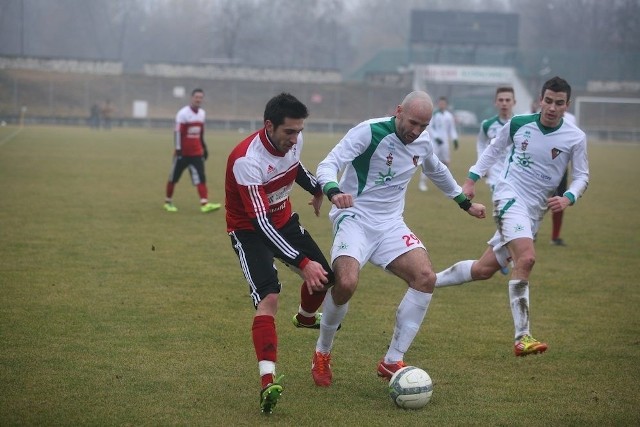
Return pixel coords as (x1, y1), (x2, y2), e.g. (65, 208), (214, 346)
(388, 366), (433, 409)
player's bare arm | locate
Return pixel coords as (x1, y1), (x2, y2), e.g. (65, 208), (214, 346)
(462, 178), (476, 199)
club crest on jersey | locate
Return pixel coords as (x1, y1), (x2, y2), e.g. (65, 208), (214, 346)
(551, 148), (563, 159)
(413, 156), (419, 167)
(386, 153), (393, 166)
(521, 140), (529, 151)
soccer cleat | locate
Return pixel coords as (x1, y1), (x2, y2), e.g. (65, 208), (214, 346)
(377, 359), (407, 381)
(163, 203), (178, 212)
(311, 351), (332, 387)
(551, 238), (566, 246)
(200, 202), (221, 213)
(514, 334), (548, 356)
(292, 312), (341, 330)
(292, 312), (322, 329)
(260, 374), (284, 414)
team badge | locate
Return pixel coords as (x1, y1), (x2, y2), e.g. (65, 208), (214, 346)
(551, 148), (562, 159)
(516, 152), (534, 169)
(386, 152), (394, 166)
(375, 167), (396, 185)
(521, 140), (529, 151)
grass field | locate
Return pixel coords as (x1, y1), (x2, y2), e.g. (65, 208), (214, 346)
(1, 125), (639, 426)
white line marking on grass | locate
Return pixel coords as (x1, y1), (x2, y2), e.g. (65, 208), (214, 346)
(0, 127), (23, 147)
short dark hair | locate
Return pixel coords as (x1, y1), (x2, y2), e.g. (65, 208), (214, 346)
(191, 88), (204, 96)
(495, 86), (514, 98)
(264, 93), (309, 128)
(541, 77), (571, 102)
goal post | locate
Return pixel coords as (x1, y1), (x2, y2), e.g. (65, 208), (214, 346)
(574, 96), (640, 142)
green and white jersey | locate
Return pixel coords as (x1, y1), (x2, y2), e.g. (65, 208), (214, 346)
(477, 115), (509, 186)
(470, 113), (589, 219)
(317, 116), (464, 224)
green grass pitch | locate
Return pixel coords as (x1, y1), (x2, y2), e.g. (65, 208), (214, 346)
(0, 125), (639, 425)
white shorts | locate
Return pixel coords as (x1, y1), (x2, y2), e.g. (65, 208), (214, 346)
(432, 139), (450, 164)
(330, 213), (425, 270)
(487, 198), (541, 267)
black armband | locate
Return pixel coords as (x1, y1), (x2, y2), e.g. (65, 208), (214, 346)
(458, 198), (472, 211)
(326, 187), (343, 201)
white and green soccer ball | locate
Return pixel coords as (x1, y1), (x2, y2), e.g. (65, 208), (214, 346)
(388, 366), (433, 409)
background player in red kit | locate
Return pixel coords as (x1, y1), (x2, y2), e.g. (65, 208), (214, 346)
(225, 93), (334, 414)
(164, 88), (221, 213)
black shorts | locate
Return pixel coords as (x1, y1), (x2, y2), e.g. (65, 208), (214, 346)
(167, 155), (206, 185)
(229, 213), (333, 308)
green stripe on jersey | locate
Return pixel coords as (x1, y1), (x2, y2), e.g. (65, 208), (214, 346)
(352, 119), (395, 195)
(482, 115), (504, 136)
(509, 113), (538, 141)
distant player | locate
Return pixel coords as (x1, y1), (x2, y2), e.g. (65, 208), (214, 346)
(418, 96), (458, 191)
(435, 77), (590, 357)
(476, 87), (516, 193)
(163, 88), (221, 213)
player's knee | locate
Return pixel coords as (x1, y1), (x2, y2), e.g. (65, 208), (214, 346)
(413, 269), (436, 293)
(516, 254), (536, 272)
(333, 277), (357, 304)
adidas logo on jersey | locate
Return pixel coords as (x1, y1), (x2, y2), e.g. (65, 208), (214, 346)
(267, 165), (276, 174)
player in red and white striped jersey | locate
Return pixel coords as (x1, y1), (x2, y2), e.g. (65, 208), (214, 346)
(225, 93), (333, 414)
(163, 88), (221, 213)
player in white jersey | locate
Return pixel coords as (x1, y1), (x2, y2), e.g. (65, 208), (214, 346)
(434, 76), (589, 357)
(476, 87), (516, 192)
(309, 91), (486, 387)
(418, 96), (459, 191)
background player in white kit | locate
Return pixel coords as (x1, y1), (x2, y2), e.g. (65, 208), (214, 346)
(418, 96), (459, 191)
(476, 87), (516, 193)
(309, 91), (486, 387)
(434, 76), (589, 357)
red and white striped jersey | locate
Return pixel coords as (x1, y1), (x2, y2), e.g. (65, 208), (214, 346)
(225, 128), (320, 266)
(174, 105), (205, 157)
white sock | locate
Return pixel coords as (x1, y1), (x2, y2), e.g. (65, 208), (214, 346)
(297, 305), (316, 317)
(435, 260), (474, 287)
(258, 360), (275, 377)
(509, 280), (530, 339)
(316, 290), (348, 354)
(385, 288), (432, 363)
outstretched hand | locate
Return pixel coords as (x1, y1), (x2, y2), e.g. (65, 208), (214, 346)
(309, 192), (324, 216)
(467, 202), (486, 219)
